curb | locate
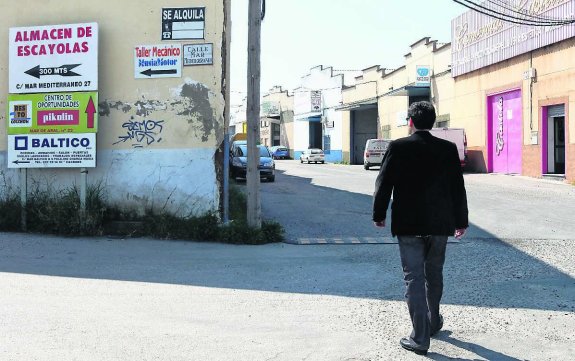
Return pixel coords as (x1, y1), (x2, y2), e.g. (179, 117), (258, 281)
(284, 237), (461, 245)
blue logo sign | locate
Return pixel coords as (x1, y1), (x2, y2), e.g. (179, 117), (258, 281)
(417, 67), (429, 76)
(14, 136), (28, 150)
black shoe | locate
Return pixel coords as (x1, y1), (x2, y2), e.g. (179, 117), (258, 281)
(399, 337), (428, 355)
(431, 314), (444, 337)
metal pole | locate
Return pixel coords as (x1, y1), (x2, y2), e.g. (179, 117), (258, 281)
(20, 168), (27, 231)
(80, 168), (87, 223)
(246, 0), (262, 228)
(223, 133), (230, 223)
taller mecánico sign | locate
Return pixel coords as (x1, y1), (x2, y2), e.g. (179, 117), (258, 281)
(7, 22), (98, 168)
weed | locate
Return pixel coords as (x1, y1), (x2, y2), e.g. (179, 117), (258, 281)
(25, 183), (106, 236)
(0, 182), (284, 245)
(0, 192), (21, 231)
(218, 220), (284, 244)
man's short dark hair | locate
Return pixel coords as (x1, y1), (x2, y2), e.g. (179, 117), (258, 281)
(408, 101), (436, 130)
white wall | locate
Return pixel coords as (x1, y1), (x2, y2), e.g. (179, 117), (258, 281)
(292, 66), (343, 158)
(0, 0), (227, 217)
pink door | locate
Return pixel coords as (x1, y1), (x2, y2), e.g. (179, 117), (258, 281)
(488, 90), (522, 174)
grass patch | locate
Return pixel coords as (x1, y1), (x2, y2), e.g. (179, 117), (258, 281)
(0, 192), (21, 232)
(218, 185), (284, 244)
(25, 183), (106, 236)
(0, 183), (284, 245)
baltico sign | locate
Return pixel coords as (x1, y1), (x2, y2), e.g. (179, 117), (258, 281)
(8, 133), (96, 168)
(9, 22), (98, 93)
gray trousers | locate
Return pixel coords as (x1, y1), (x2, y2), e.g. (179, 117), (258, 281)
(397, 235), (448, 349)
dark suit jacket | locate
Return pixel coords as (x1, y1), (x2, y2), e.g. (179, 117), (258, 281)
(373, 130), (468, 236)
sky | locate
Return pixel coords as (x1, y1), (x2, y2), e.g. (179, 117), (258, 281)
(230, 0), (469, 110)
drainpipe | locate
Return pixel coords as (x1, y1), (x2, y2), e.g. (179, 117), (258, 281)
(529, 51), (534, 131)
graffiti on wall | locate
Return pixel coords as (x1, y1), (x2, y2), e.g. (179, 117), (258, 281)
(113, 117), (164, 148)
(99, 79), (224, 148)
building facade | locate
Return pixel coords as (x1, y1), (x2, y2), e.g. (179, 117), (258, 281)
(0, 0), (230, 216)
(332, 2), (574, 183)
(293, 66), (344, 162)
(338, 38), (453, 165)
(260, 86), (294, 154)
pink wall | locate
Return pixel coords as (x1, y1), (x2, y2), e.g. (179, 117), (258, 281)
(541, 107), (548, 174)
(487, 89), (523, 174)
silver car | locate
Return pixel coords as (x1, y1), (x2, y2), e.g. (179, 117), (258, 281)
(300, 148), (325, 164)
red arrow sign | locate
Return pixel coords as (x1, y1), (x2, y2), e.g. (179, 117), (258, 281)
(85, 96), (96, 129)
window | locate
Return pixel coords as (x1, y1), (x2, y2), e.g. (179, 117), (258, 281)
(382, 124), (391, 139)
(323, 135), (331, 153)
(435, 120), (449, 128)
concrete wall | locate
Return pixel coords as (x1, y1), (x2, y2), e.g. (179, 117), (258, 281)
(262, 86), (293, 154)
(0, 0), (228, 216)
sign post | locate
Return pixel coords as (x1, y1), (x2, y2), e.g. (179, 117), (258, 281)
(8, 22), (99, 229)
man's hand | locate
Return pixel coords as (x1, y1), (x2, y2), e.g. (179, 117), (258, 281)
(454, 228), (466, 239)
(373, 220), (386, 228)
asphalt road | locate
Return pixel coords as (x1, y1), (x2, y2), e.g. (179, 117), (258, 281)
(1, 162), (574, 360)
(260, 160), (575, 242)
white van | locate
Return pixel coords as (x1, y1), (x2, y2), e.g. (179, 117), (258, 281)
(429, 127), (467, 167)
(364, 139), (391, 170)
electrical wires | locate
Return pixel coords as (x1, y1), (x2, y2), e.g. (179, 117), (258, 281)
(453, 0), (575, 26)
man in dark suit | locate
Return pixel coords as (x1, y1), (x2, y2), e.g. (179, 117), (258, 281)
(373, 101), (468, 356)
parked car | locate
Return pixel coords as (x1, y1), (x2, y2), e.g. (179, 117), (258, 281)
(230, 143), (275, 182)
(300, 148), (325, 164)
(269, 146), (289, 159)
(364, 139), (391, 170)
(429, 127), (467, 167)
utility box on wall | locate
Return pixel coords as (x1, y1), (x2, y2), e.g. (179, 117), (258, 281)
(0, 0), (229, 216)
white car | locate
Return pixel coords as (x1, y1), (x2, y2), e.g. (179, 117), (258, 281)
(364, 139), (391, 170)
(300, 148), (325, 164)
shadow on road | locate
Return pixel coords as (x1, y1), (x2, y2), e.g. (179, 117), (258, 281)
(0, 168), (573, 315)
(428, 331), (522, 361)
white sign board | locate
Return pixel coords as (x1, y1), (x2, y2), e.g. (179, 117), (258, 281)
(415, 65), (431, 87)
(9, 23), (98, 93)
(162, 7), (205, 40)
(8, 133), (96, 168)
(183, 43), (213, 66)
(396, 110), (408, 127)
(294, 90), (322, 119)
(311, 91), (322, 112)
(135, 44), (182, 78)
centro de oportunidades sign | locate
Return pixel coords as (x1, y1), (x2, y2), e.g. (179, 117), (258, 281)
(7, 92), (98, 134)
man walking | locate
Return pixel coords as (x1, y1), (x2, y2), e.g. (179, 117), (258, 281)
(373, 101), (468, 355)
